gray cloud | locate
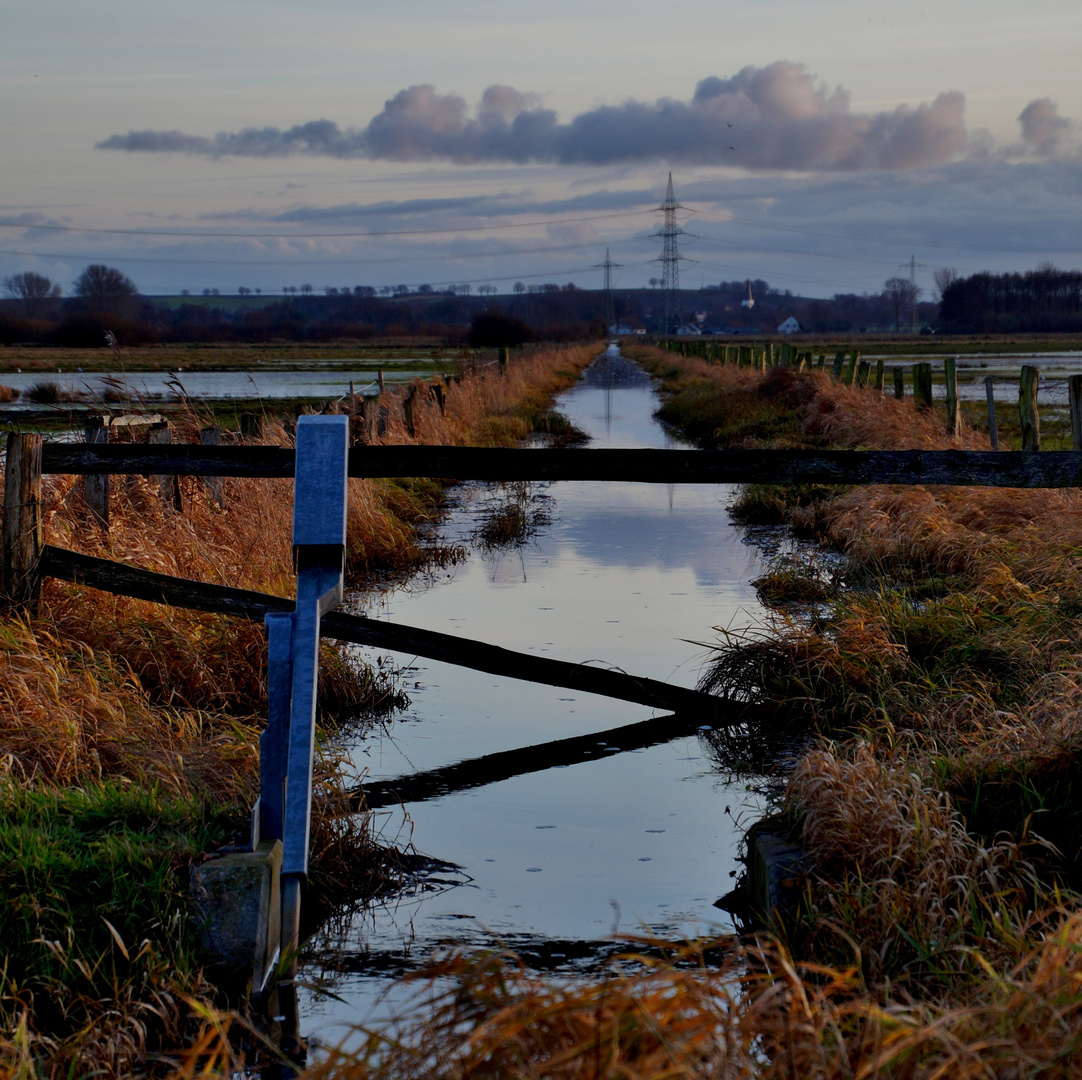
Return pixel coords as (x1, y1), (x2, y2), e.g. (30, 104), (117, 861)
(99, 62), (973, 172)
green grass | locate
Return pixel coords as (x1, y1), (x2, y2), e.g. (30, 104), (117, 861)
(0, 781), (238, 986)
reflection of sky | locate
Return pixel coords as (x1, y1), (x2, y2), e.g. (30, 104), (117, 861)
(302, 350), (768, 1042)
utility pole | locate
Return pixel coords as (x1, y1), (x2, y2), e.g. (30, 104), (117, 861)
(593, 248), (622, 333)
(653, 174), (690, 336)
(900, 254), (929, 334)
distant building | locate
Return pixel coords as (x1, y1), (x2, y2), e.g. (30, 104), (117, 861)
(676, 323), (702, 336)
(777, 316), (801, 334)
(741, 280), (755, 309)
(608, 322), (634, 335)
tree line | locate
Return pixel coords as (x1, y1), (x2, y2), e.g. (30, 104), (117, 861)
(939, 263), (1082, 333)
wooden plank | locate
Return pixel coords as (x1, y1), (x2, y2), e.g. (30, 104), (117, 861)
(37, 443), (1082, 488)
(42, 443), (296, 477)
(37, 544), (735, 719)
(2, 433), (42, 608)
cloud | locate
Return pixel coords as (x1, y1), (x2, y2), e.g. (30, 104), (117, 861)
(1017, 98), (1075, 158)
(98, 62), (972, 172)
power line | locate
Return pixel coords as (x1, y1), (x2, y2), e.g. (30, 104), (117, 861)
(0, 209), (648, 241)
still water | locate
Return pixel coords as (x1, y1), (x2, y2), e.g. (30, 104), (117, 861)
(0, 365), (440, 403)
(298, 346), (772, 1044)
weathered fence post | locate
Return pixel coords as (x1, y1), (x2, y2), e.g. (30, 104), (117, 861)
(431, 381), (446, 416)
(2, 432), (42, 609)
(843, 351), (860, 386)
(855, 360), (870, 387)
(84, 419), (110, 528)
(200, 427), (224, 507)
(1070, 375), (1082, 451)
(403, 386), (417, 437)
(149, 422), (183, 512)
(377, 370), (386, 394)
(832, 352), (845, 379)
(875, 359), (885, 393)
(1019, 365), (1041, 451)
(894, 368), (905, 400)
(240, 412), (263, 439)
(913, 362), (934, 410)
(985, 376), (1000, 450)
(944, 356), (960, 438)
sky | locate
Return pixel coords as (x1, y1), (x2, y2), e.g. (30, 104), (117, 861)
(4, 0), (1082, 300)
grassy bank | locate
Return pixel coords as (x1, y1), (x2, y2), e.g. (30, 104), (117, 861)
(0, 342), (601, 1076)
(286, 343), (1082, 1080)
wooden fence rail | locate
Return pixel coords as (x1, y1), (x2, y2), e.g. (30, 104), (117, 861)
(35, 443), (1082, 488)
(38, 544), (731, 720)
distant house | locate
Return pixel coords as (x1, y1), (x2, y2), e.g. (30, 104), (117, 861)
(676, 323), (702, 336)
(608, 322), (634, 335)
(777, 316), (801, 334)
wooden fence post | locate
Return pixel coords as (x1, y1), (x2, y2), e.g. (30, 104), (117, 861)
(875, 359), (885, 392)
(985, 376), (1000, 450)
(944, 356), (960, 437)
(149, 422), (183, 512)
(1070, 375), (1082, 451)
(2, 432), (42, 609)
(1019, 365), (1041, 451)
(913, 363), (934, 410)
(843, 350), (860, 386)
(84, 419), (110, 528)
(855, 360), (870, 387)
(200, 427), (224, 506)
(832, 352), (845, 379)
(403, 386), (417, 437)
(894, 368), (905, 399)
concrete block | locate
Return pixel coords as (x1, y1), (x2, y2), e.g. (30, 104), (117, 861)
(190, 839), (282, 989)
(746, 820), (810, 932)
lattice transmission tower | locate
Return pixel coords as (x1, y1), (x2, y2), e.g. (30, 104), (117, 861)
(652, 173), (690, 335)
(594, 248), (622, 333)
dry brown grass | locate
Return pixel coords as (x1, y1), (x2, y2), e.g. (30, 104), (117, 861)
(0, 342), (603, 1078)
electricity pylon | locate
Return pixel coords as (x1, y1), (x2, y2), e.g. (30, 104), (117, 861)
(900, 254), (929, 333)
(652, 174), (690, 335)
(594, 248), (622, 333)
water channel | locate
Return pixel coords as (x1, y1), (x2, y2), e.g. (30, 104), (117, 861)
(297, 345), (774, 1046)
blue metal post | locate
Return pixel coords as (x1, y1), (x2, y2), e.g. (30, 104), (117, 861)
(259, 611), (293, 845)
(277, 415), (349, 967)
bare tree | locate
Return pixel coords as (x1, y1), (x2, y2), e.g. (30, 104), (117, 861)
(300, 283), (313, 296)
(2, 271), (61, 317)
(74, 264), (138, 311)
(933, 267), (960, 301)
(513, 281), (526, 295)
(884, 276), (920, 331)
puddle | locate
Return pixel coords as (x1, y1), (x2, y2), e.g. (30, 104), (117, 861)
(298, 346), (774, 1043)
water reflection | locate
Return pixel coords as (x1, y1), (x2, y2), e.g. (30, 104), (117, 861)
(299, 346), (770, 1040)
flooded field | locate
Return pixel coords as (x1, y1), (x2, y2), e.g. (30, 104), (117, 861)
(0, 362), (448, 405)
(868, 351), (1082, 405)
(297, 347), (776, 1046)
